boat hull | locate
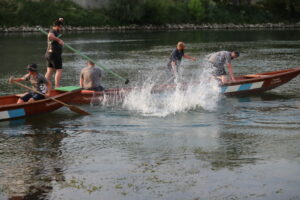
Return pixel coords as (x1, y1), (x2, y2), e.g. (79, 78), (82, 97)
(69, 88), (131, 104)
(222, 67), (300, 96)
(63, 67), (300, 104)
(0, 89), (80, 121)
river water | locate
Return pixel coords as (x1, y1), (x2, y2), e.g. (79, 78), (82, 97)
(0, 30), (300, 200)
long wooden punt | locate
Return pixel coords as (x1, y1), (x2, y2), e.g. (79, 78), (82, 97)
(58, 67), (300, 104)
(0, 89), (80, 121)
(221, 67), (300, 96)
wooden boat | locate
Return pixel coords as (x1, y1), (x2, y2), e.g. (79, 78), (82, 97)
(56, 86), (132, 105)
(58, 67), (300, 104)
(0, 89), (80, 121)
(221, 67), (300, 96)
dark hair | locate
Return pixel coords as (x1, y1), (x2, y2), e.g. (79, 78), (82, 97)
(87, 61), (95, 65)
(233, 51), (240, 57)
(54, 18), (64, 26)
(27, 64), (38, 72)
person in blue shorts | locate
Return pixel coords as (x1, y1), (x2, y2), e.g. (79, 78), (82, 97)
(9, 64), (51, 104)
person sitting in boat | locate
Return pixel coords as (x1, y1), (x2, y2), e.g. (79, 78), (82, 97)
(167, 41), (197, 80)
(80, 61), (105, 91)
(206, 51), (240, 83)
(9, 64), (51, 104)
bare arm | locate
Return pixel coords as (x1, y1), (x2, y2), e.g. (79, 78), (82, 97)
(45, 80), (52, 97)
(80, 75), (84, 88)
(183, 54), (197, 61)
(48, 32), (64, 46)
(227, 63), (236, 81)
(9, 76), (26, 83)
(13, 77), (26, 82)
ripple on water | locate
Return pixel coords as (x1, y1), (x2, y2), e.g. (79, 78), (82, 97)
(1, 30), (300, 200)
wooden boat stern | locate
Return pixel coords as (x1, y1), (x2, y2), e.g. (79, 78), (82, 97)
(0, 89), (80, 121)
(222, 67), (300, 96)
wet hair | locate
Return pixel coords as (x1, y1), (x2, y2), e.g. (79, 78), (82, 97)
(232, 51), (240, 57)
(27, 64), (38, 72)
(54, 18), (64, 26)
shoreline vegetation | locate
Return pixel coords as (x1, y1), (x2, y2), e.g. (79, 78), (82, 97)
(0, 0), (299, 33)
(1, 23), (300, 33)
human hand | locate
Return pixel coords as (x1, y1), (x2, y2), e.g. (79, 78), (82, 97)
(59, 39), (64, 46)
(8, 76), (14, 84)
(45, 92), (51, 98)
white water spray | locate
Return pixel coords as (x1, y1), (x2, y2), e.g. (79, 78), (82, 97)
(123, 65), (221, 117)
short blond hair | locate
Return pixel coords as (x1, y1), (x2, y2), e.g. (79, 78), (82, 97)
(177, 41), (185, 49)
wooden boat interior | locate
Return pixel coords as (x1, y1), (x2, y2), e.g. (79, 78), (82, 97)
(0, 89), (66, 106)
(0, 95), (19, 106)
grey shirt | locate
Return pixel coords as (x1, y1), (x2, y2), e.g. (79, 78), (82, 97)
(22, 73), (48, 94)
(206, 51), (232, 66)
(80, 66), (102, 89)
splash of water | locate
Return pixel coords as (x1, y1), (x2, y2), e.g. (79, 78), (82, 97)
(123, 66), (221, 117)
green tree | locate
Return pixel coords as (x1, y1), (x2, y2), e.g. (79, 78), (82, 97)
(142, 0), (171, 24)
(188, 0), (205, 23)
(260, 0), (300, 22)
(107, 0), (144, 24)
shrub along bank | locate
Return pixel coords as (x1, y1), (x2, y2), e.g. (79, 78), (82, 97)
(0, 0), (299, 27)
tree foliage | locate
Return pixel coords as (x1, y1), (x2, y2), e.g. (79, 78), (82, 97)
(0, 0), (299, 27)
(0, 0), (107, 26)
(188, 0), (206, 23)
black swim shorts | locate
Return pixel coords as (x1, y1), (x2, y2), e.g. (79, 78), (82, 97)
(45, 53), (63, 69)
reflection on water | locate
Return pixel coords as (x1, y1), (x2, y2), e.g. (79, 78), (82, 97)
(0, 112), (84, 199)
(0, 127), (66, 199)
(0, 30), (300, 199)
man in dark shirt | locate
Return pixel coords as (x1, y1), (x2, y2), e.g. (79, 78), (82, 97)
(9, 64), (51, 104)
(45, 18), (64, 88)
(167, 41), (197, 79)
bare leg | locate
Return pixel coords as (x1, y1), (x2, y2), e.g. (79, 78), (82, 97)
(28, 98), (35, 103)
(219, 75), (227, 84)
(45, 67), (55, 82)
(17, 98), (25, 104)
(55, 69), (63, 88)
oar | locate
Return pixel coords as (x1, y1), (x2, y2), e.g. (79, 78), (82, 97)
(38, 28), (130, 85)
(12, 81), (90, 115)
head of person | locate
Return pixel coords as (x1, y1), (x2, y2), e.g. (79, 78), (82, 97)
(27, 64), (38, 74)
(53, 18), (64, 31)
(87, 61), (95, 67)
(231, 51), (240, 59)
(177, 42), (186, 51)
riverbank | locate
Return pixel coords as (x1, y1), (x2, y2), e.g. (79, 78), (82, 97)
(1, 23), (300, 33)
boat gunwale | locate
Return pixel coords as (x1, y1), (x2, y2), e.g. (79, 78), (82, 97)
(223, 67), (300, 86)
(0, 89), (80, 110)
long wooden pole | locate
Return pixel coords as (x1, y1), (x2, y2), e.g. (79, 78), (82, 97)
(39, 28), (129, 84)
